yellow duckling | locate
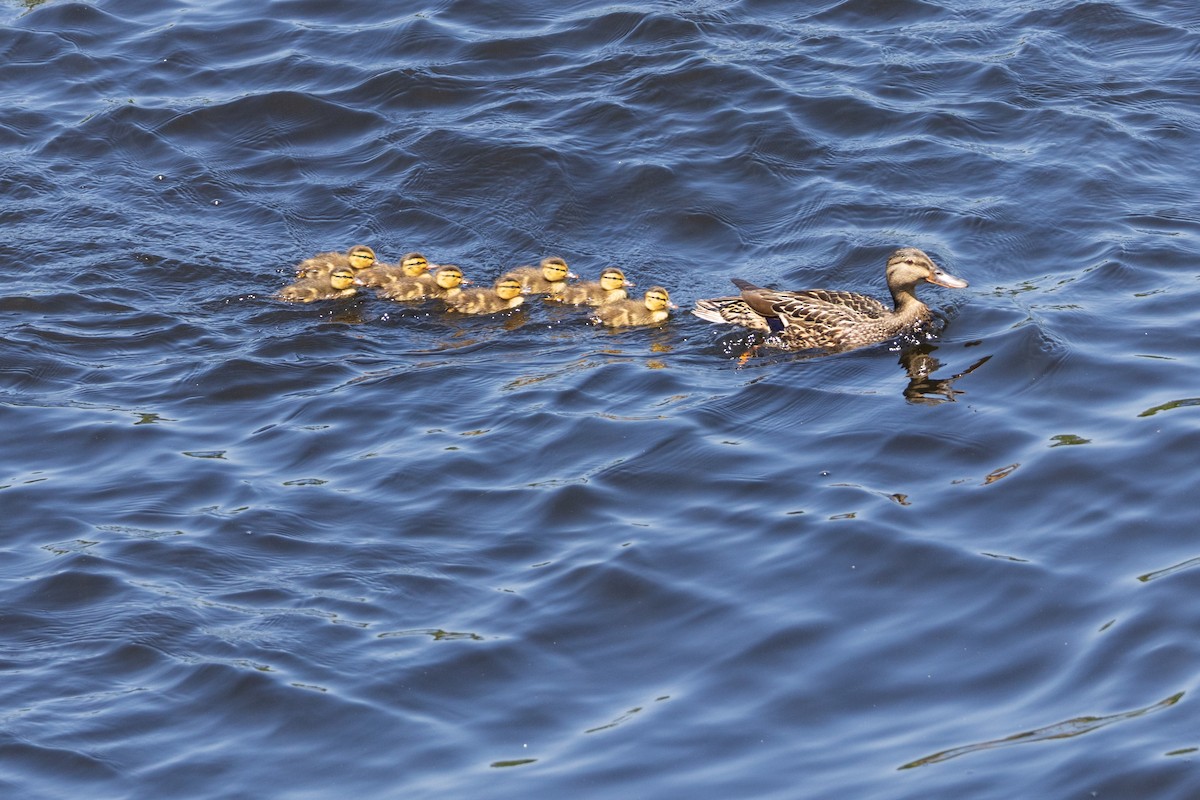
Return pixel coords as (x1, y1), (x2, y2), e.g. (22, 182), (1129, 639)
(295, 245), (377, 280)
(380, 264), (467, 301)
(508, 257), (577, 295)
(550, 267), (632, 306)
(277, 267), (358, 303)
(354, 252), (432, 289)
(445, 275), (526, 315)
(592, 286), (675, 327)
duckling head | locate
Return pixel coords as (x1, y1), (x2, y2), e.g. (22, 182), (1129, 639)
(347, 245), (376, 271)
(599, 268), (629, 291)
(329, 268), (357, 291)
(886, 248), (968, 291)
(644, 286), (674, 311)
(540, 257), (575, 282)
(435, 265), (465, 290)
(400, 252), (430, 277)
(494, 275), (524, 301)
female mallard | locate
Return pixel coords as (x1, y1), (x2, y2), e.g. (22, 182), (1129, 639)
(354, 252), (431, 289)
(277, 267), (358, 303)
(509, 257), (577, 295)
(593, 286), (674, 327)
(692, 248), (968, 352)
(379, 264), (466, 301)
(295, 245), (377, 280)
(550, 267), (632, 306)
(445, 275), (526, 315)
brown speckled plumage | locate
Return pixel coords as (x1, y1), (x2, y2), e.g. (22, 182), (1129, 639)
(692, 248), (968, 351)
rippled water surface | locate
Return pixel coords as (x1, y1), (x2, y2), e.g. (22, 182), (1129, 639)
(4, 0), (1200, 797)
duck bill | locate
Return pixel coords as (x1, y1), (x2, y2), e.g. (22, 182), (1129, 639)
(929, 270), (969, 289)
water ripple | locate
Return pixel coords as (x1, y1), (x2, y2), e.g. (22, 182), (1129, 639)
(5, 1), (1200, 798)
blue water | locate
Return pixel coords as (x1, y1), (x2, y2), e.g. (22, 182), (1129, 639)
(3, 0), (1200, 797)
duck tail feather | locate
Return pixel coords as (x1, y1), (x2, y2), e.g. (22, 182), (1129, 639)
(692, 300), (731, 325)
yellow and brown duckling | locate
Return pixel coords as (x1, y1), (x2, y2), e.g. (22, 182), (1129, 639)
(380, 264), (467, 301)
(277, 266), (358, 303)
(692, 247), (969, 352)
(549, 267), (632, 306)
(354, 251), (432, 289)
(592, 286), (674, 327)
(509, 257), (577, 295)
(295, 244), (377, 281)
(445, 275), (526, 315)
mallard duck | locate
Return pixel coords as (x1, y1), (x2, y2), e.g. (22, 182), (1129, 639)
(277, 267), (358, 303)
(509, 257), (577, 295)
(549, 267), (632, 306)
(445, 275), (526, 315)
(593, 286), (674, 327)
(354, 252), (431, 289)
(692, 248), (969, 352)
(295, 245), (377, 280)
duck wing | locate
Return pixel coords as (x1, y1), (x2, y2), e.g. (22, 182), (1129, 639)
(692, 297), (774, 332)
(731, 279), (890, 323)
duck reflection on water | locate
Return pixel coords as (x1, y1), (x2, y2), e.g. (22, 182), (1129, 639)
(899, 343), (990, 405)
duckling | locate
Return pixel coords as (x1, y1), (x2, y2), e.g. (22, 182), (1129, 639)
(508, 257), (577, 295)
(354, 252), (432, 289)
(277, 267), (358, 303)
(295, 245), (377, 280)
(549, 267), (632, 306)
(445, 275), (526, 315)
(380, 264), (467, 301)
(592, 286), (674, 327)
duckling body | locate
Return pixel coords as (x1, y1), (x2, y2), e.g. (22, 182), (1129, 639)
(551, 268), (631, 306)
(377, 276), (437, 301)
(593, 286), (674, 327)
(295, 245), (376, 281)
(380, 265), (466, 301)
(355, 252), (431, 289)
(277, 267), (358, 303)
(445, 276), (526, 315)
(509, 257), (576, 295)
(692, 248), (968, 352)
